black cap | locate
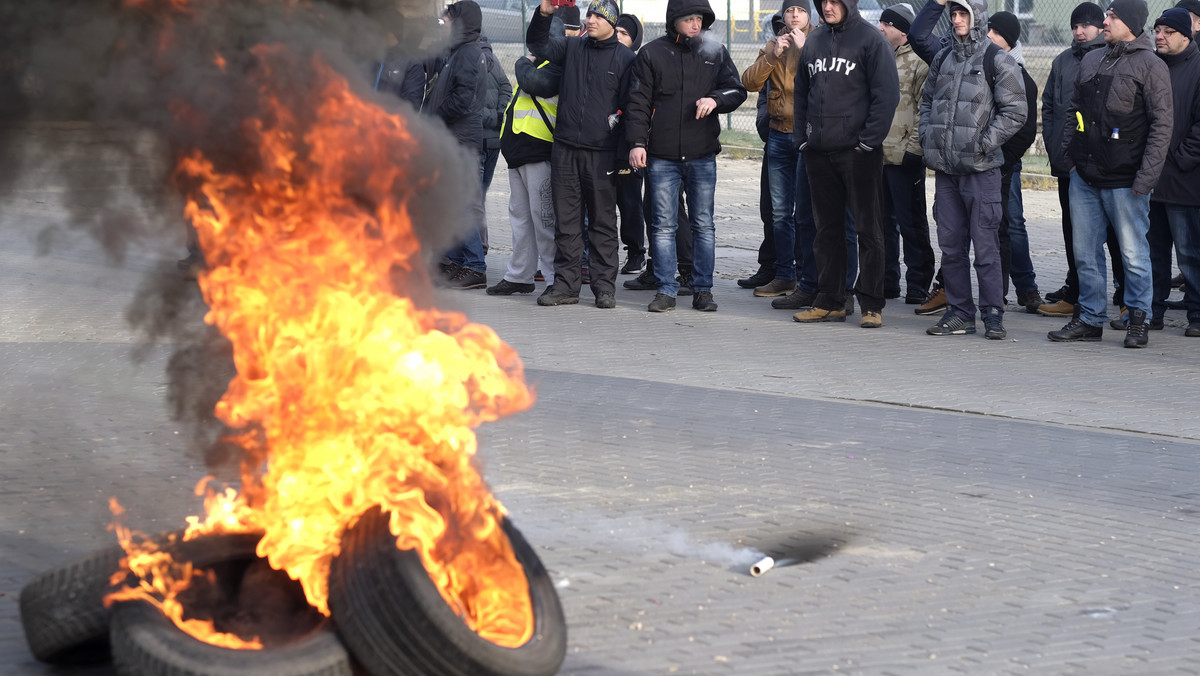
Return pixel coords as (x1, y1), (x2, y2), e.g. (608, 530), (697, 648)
(880, 3), (915, 33)
(1108, 0), (1149, 35)
(1070, 1), (1105, 28)
(555, 4), (581, 29)
(988, 11), (1021, 47)
(616, 13), (643, 50)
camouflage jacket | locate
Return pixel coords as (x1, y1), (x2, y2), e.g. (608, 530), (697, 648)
(883, 42), (927, 165)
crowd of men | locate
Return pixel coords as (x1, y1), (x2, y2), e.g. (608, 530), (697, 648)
(389, 0), (1200, 348)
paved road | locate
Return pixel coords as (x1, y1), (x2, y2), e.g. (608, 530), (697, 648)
(2, 132), (1198, 675)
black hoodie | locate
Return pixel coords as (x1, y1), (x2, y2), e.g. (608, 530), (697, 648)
(792, 0), (899, 152)
(623, 0), (748, 161)
(425, 1), (486, 149)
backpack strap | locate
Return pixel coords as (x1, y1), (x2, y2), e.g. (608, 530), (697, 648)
(933, 40), (1000, 89)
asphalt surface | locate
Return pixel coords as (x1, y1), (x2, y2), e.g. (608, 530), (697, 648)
(2, 127), (1199, 675)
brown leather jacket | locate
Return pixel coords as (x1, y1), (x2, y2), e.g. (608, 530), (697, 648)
(741, 37), (804, 134)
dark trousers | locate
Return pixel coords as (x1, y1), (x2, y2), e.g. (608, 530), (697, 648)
(804, 147), (886, 313)
(551, 143), (619, 296)
(1058, 174), (1125, 305)
(757, 153), (776, 272)
(934, 169), (1003, 316)
(616, 170), (646, 257)
(883, 152), (935, 299)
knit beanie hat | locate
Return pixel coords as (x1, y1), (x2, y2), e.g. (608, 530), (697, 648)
(988, 11), (1021, 47)
(880, 2), (916, 33)
(1070, 2), (1105, 28)
(616, 13), (644, 49)
(1108, 0), (1149, 35)
(1176, 0), (1200, 20)
(588, 0), (620, 28)
(1155, 7), (1194, 36)
(555, 5), (581, 30)
(781, 0), (812, 17)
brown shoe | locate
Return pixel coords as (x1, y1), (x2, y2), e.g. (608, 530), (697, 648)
(860, 311), (882, 328)
(793, 306), (847, 323)
(914, 284), (947, 315)
(753, 278), (797, 297)
(1037, 300), (1075, 317)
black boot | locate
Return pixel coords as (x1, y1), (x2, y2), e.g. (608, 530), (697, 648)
(1124, 308), (1148, 348)
(1048, 304), (1103, 342)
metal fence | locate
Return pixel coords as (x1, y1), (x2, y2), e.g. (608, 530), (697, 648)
(485, 0), (1182, 154)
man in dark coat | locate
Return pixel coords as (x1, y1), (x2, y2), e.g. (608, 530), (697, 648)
(527, 0), (636, 308)
(625, 0), (747, 313)
(790, 0), (900, 327)
(427, 0), (489, 289)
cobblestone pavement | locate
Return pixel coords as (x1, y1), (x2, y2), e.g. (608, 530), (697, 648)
(2, 141), (1198, 675)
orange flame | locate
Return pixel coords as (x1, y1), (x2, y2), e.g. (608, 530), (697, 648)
(108, 44), (535, 648)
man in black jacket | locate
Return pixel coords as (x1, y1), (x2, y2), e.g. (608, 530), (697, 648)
(527, 0), (635, 309)
(791, 0), (900, 327)
(625, 0), (748, 313)
(427, 0), (489, 290)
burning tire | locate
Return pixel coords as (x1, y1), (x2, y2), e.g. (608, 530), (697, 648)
(109, 535), (353, 676)
(328, 506), (567, 676)
(19, 542), (126, 663)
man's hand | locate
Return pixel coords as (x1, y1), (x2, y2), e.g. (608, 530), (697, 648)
(539, 0), (554, 17)
(527, 54), (537, 61)
(629, 147), (647, 169)
(773, 35), (790, 58)
(695, 97), (717, 119)
(789, 26), (806, 50)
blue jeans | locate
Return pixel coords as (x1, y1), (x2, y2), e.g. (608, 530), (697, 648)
(647, 155), (717, 296)
(1149, 202), (1200, 324)
(1069, 172), (1152, 326)
(766, 129), (800, 281)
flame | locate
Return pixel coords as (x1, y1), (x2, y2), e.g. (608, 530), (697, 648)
(108, 43), (536, 649)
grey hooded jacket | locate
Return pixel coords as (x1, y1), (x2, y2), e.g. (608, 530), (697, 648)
(917, 0), (1026, 175)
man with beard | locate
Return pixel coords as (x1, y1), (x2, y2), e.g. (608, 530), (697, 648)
(427, 0), (489, 289)
(527, 0), (635, 309)
(625, 0), (747, 313)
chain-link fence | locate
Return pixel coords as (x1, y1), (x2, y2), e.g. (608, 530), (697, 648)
(485, 0), (1182, 161)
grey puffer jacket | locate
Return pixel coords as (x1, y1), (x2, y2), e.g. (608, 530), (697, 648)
(917, 0), (1026, 175)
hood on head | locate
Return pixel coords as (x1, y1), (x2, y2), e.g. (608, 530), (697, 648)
(445, 0), (482, 45)
(946, 0), (988, 43)
(617, 13), (644, 50)
(819, 0), (860, 25)
(768, 10), (785, 36)
(666, 0), (717, 32)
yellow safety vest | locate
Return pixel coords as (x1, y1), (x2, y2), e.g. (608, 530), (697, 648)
(503, 61), (557, 144)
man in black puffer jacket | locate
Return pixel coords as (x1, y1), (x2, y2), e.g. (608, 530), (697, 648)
(527, 0), (636, 309)
(791, 0), (900, 327)
(426, 0), (489, 290)
(624, 0), (747, 313)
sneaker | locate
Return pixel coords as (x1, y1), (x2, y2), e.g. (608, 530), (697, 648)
(904, 290), (929, 305)
(860, 310), (882, 328)
(595, 292), (616, 309)
(1171, 273), (1185, 289)
(1124, 309), (1149, 348)
(648, 293), (676, 312)
(623, 267), (658, 290)
(536, 286), (579, 306)
(753, 278), (797, 297)
(772, 288), (816, 310)
(1037, 300), (1075, 317)
(1048, 316), (1102, 342)
(581, 267), (591, 285)
(982, 307), (1006, 340)
(793, 306), (847, 323)
(486, 279), (535, 296)
(1186, 323), (1200, 337)
(914, 284), (947, 315)
(1044, 284), (1069, 303)
(534, 270), (545, 282)
(447, 267), (487, 290)
(620, 252), (646, 274)
(926, 310), (976, 336)
(737, 268), (773, 289)
(676, 271), (694, 297)
(692, 291), (717, 312)
(844, 295), (855, 316)
(1016, 289), (1044, 314)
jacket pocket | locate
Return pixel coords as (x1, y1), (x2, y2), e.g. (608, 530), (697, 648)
(1098, 136), (1141, 177)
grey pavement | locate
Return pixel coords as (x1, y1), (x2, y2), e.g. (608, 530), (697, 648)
(2, 132), (1199, 675)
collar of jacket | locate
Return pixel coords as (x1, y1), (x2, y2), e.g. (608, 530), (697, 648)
(1105, 31), (1153, 60)
(1072, 34), (1106, 58)
(586, 32), (621, 48)
(1159, 37), (1198, 66)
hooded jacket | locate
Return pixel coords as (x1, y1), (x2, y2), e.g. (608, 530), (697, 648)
(1150, 40), (1200, 206)
(425, 1), (486, 149)
(741, 4), (812, 134)
(1042, 34), (1106, 176)
(1062, 31), (1174, 194)
(917, 0), (1027, 175)
(791, 0), (900, 152)
(617, 13), (644, 51)
(479, 37), (513, 151)
(526, 6), (635, 151)
(624, 0), (748, 161)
